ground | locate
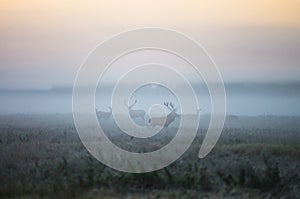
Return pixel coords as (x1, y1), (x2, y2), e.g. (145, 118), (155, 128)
(0, 114), (299, 198)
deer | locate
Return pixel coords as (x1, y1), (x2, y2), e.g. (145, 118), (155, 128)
(96, 107), (112, 119)
(148, 102), (180, 128)
(124, 100), (146, 120)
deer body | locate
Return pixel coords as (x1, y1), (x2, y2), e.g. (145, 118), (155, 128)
(96, 107), (112, 119)
(125, 100), (145, 120)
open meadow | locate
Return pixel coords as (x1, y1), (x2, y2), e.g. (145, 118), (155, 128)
(0, 114), (299, 198)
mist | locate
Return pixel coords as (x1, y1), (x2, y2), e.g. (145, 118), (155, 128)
(0, 82), (299, 116)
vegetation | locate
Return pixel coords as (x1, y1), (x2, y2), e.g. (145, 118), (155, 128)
(0, 114), (299, 198)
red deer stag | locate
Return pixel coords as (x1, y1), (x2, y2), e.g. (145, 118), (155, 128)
(96, 107), (112, 119)
(124, 100), (146, 120)
(149, 102), (179, 128)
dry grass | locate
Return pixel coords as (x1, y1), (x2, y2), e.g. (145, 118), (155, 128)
(0, 114), (299, 198)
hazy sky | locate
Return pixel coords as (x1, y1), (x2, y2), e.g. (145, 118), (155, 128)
(0, 0), (300, 89)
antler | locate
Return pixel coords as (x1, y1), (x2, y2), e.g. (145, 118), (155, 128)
(169, 102), (174, 109)
(164, 102), (175, 111)
(163, 102), (170, 110)
(125, 99), (137, 109)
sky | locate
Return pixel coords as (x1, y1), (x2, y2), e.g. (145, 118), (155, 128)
(0, 0), (300, 89)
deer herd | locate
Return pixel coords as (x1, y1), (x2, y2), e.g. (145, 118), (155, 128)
(96, 100), (200, 128)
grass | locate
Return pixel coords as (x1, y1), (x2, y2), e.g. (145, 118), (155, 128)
(213, 143), (300, 157)
(0, 114), (299, 198)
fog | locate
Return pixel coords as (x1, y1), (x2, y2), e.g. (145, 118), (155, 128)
(0, 82), (299, 116)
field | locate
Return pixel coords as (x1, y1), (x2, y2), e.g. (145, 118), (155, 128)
(0, 114), (299, 198)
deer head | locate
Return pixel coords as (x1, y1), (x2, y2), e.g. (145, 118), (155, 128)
(124, 99), (145, 120)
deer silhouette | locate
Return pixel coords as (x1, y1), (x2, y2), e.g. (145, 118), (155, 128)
(148, 102), (180, 128)
(124, 100), (145, 120)
(96, 107), (112, 119)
